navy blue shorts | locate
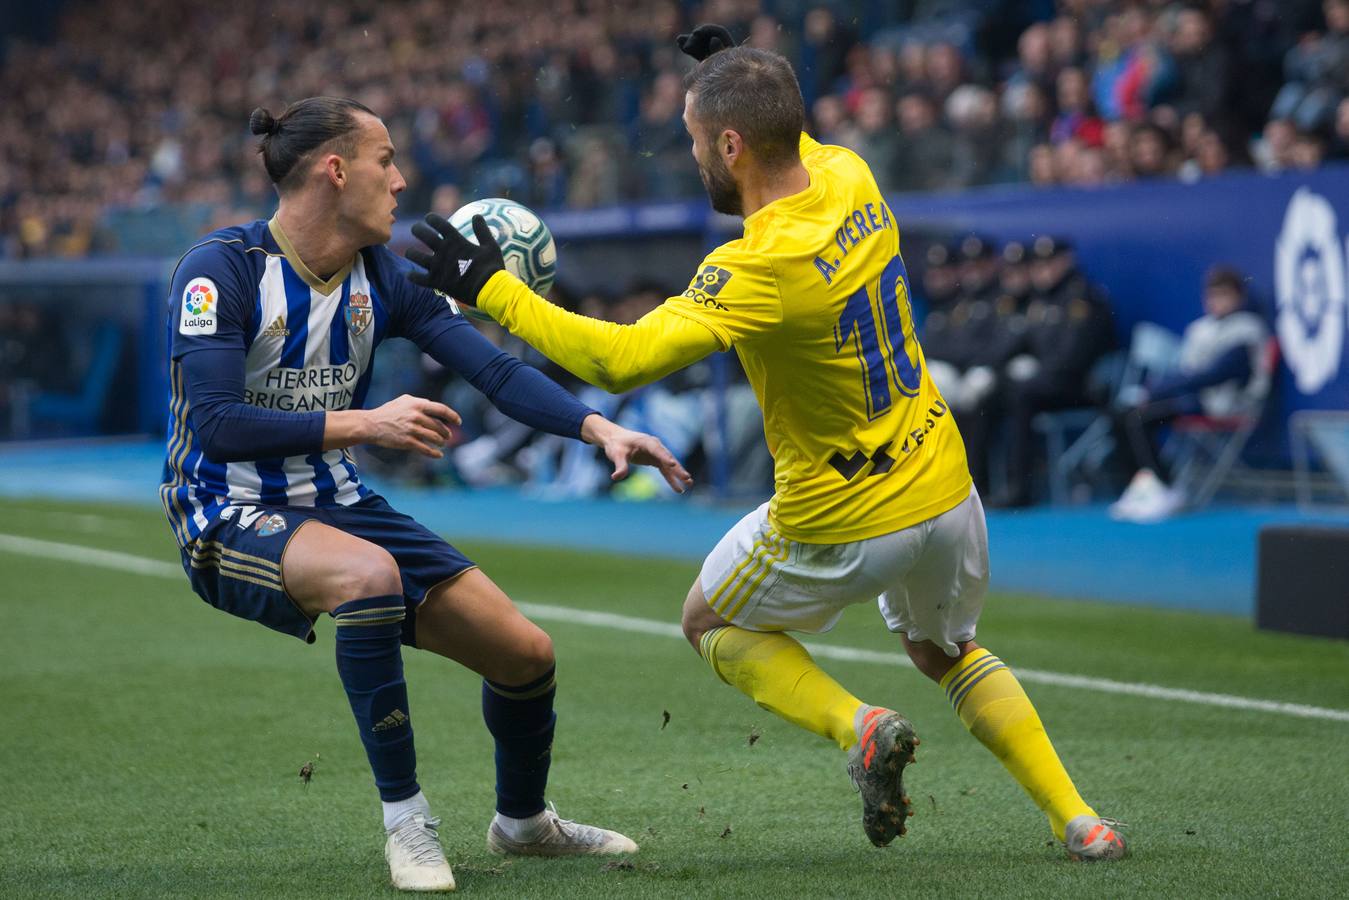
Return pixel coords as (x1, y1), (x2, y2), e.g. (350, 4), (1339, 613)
(180, 494), (475, 645)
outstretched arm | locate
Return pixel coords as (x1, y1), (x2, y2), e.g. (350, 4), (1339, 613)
(403, 213), (723, 393)
(477, 271), (722, 393)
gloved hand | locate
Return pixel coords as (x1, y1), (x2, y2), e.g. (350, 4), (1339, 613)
(676, 24), (734, 61)
(405, 213), (504, 306)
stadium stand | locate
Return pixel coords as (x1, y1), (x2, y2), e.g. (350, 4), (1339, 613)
(2, 0), (1346, 259)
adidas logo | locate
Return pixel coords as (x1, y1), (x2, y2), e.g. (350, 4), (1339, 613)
(458, 259), (472, 276)
(372, 709), (409, 733)
(261, 315), (289, 338)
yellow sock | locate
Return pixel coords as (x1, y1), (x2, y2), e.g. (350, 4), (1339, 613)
(699, 626), (863, 750)
(940, 648), (1095, 840)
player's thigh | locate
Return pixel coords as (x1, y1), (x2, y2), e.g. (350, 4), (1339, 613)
(413, 568), (554, 685)
(321, 495), (478, 645)
(282, 520), (402, 619)
(681, 578), (730, 648)
(694, 502), (877, 637)
(185, 505), (328, 643)
(878, 488), (989, 657)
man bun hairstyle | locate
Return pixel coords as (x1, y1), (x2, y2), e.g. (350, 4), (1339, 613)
(683, 46), (804, 171)
(250, 96), (376, 191)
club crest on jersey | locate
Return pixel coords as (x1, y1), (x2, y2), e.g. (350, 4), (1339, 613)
(179, 277), (219, 335)
(254, 513), (287, 537)
(346, 292), (372, 336)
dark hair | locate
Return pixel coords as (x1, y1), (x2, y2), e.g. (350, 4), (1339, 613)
(1205, 265), (1246, 294)
(683, 47), (804, 170)
(249, 96), (376, 190)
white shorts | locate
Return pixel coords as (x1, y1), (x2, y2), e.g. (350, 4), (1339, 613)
(698, 487), (990, 657)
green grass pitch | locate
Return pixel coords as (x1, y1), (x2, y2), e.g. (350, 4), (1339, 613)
(1, 498), (1346, 898)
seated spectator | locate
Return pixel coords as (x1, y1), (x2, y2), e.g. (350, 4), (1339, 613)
(1168, 5), (1232, 128)
(1270, 0), (1349, 131)
(1332, 97), (1349, 158)
(1128, 122), (1178, 178)
(847, 87), (901, 192)
(1109, 266), (1269, 523)
(1051, 66), (1105, 147)
(891, 92), (957, 192)
(1252, 118), (1301, 172)
(991, 236), (1115, 508)
(947, 85), (1006, 186)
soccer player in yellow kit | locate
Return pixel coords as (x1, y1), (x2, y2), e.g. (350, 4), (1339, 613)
(406, 26), (1125, 861)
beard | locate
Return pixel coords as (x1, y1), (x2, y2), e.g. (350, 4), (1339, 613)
(699, 155), (743, 217)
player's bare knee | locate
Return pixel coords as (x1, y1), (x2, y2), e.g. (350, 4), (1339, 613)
(334, 547), (402, 603)
(681, 614), (704, 650)
(680, 581), (707, 649)
(902, 635), (960, 683)
(494, 624), (554, 684)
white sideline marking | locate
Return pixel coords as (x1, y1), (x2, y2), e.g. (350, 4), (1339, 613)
(0, 533), (182, 578)
(3, 532), (1347, 724)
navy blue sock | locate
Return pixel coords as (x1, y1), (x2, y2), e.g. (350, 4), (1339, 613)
(482, 667), (557, 817)
(332, 595), (419, 802)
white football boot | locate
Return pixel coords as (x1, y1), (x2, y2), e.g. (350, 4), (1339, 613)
(1064, 814), (1129, 861)
(486, 803), (638, 857)
(385, 813), (456, 892)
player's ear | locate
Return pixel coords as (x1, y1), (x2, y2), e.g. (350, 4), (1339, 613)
(721, 129), (743, 165)
(324, 154), (345, 189)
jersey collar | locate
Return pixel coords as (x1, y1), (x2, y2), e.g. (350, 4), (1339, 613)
(742, 167), (821, 232)
(268, 216), (355, 295)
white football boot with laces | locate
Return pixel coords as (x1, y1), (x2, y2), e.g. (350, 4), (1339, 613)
(486, 802), (638, 857)
(1064, 814), (1128, 861)
(385, 813), (456, 892)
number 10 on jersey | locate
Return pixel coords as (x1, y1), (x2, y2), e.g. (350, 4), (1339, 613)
(834, 254), (922, 420)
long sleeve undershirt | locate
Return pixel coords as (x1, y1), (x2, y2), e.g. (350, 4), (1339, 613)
(181, 320), (596, 463)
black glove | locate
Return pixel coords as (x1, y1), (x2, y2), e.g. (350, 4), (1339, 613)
(405, 213), (504, 305)
(676, 23), (734, 61)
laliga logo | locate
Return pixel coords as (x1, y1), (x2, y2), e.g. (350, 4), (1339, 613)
(1275, 187), (1347, 395)
(185, 282), (215, 316)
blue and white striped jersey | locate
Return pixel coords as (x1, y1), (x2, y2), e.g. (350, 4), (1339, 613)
(161, 217), (461, 546)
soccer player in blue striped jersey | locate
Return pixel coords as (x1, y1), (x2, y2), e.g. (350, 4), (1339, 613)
(160, 97), (690, 892)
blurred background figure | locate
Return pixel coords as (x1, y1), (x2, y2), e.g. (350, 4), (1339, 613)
(1110, 266), (1270, 523)
(992, 237), (1114, 508)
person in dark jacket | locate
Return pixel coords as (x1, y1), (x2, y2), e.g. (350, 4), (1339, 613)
(990, 236), (1114, 507)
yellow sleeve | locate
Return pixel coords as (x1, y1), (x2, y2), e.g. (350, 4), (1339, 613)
(476, 271), (723, 394)
(662, 246), (783, 349)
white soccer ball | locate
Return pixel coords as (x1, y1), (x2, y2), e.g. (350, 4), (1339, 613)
(448, 198), (557, 320)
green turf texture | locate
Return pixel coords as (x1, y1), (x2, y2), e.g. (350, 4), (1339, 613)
(1, 498), (1346, 898)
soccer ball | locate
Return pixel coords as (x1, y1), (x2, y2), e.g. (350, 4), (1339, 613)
(448, 198), (557, 319)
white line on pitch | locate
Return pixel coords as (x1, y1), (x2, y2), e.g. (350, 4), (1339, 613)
(3, 532), (1347, 724)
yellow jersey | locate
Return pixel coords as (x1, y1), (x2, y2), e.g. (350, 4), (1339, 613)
(478, 133), (971, 543)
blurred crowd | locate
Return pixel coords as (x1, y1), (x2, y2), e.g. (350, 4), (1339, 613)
(3, 0), (1348, 258)
(360, 280), (773, 500)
